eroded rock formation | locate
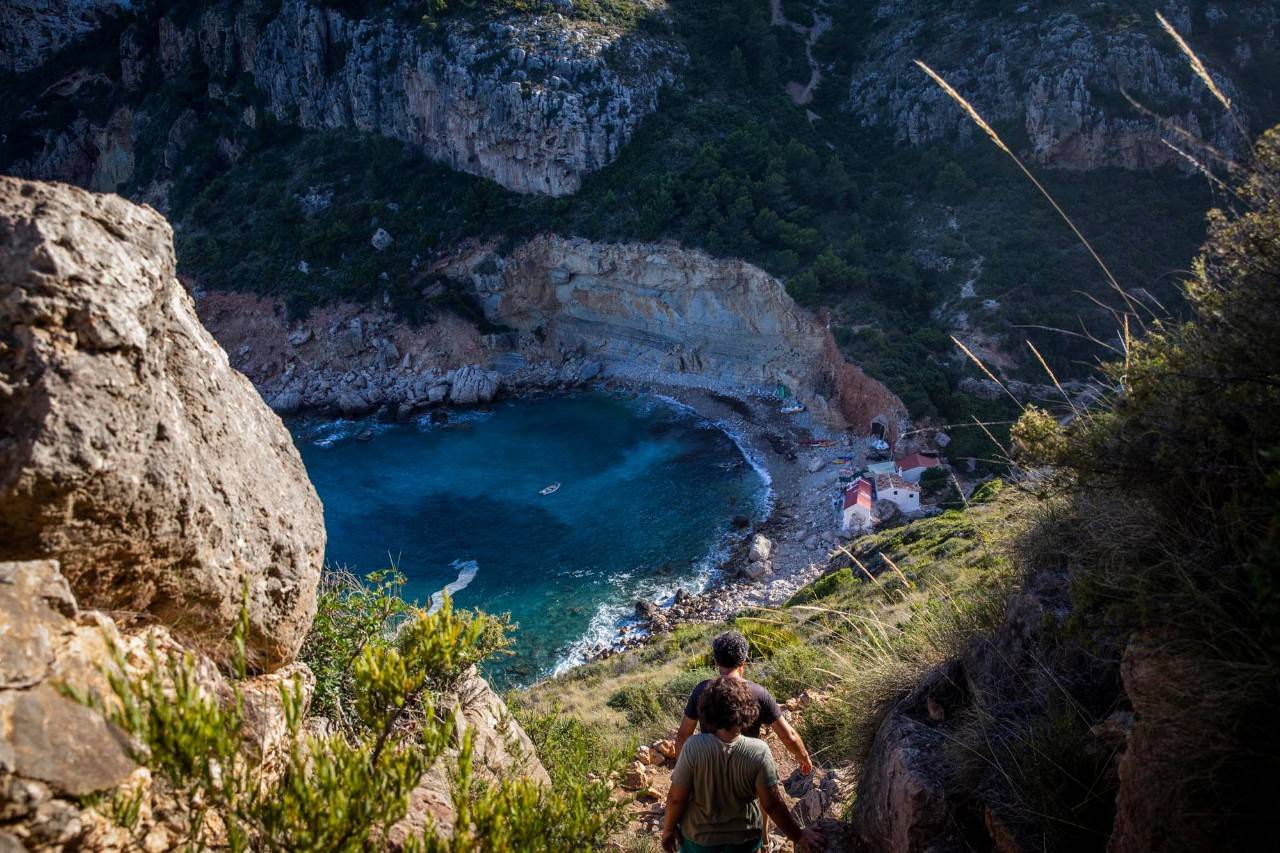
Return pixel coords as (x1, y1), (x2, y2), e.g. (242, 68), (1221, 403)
(846, 0), (1278, 170)
(0, 176), (325, 669)
(5, 0), (683, 198)
(199, 235), (909, 435)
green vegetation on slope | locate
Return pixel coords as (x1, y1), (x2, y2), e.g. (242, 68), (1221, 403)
(78, 573), (622, 851)
(514, 481), (1022, 765)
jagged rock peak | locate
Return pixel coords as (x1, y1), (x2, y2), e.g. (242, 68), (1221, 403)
(846, 0), (1279, 170)
(0, 177), (325, 669)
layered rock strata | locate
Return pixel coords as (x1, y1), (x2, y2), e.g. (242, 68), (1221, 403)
(5, 0), (683, 197)
(845, 0), (1278, 170)
(0, 176), (325, 669)
(199, 236), (909, 436)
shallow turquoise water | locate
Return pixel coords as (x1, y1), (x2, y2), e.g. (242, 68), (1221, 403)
(289, 393), (768, 686)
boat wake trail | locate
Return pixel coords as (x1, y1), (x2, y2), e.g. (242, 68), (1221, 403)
(429, 559), (480, 613)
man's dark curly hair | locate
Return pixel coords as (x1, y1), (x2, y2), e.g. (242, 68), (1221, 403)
(697, 676), (760, 733)
(712, 630), (750, 669)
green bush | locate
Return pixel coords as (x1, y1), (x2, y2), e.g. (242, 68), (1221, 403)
(301, 568), (511, 733)
(77, 593), (612, 851)
(514, 703), (630, 786)
(787, 567), (856, 606)
(606, 683), (664, 726)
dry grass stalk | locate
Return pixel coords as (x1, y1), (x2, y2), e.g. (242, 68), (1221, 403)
(971, 415), (1014, 467)
(1025, 340), (1081, 418)
(878, 552), (912, 587)
(951, 335), (1025, 411)
(838, 545), (881, 587)
(1155, 12), (1231, 112)
(916, 61), (1138, 319)
(914, 60), (1010, 154)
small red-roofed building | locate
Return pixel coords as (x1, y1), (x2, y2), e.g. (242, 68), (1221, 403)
(842, 477), (875, 532)
(896, 452), (941, 483)
(874, 472), (920, 513)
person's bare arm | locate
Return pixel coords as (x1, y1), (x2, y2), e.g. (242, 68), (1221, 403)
(674, 715), (698, 756)
(756, 782), (823, 851)
(772, 715), (813, 775)
(661, 784), (691, 853)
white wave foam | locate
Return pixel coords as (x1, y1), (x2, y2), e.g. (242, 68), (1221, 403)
(429, 559), (480, 613)
(298, 419), (396, 448)
(548, 536), (734, 678)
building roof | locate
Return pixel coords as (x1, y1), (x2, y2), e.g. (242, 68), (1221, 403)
(897, 452), (941, 472)
(866, 460), (897, 476)
(844, 478), (874, 510)
(875, 473), (917, 495)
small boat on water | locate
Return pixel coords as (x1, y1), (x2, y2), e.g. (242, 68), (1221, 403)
(801, 438), (837, 448)
(539, 482), (561, 496)
(780, 401), (806, 415)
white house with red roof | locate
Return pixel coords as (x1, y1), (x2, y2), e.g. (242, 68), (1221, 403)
(842, 477), (875, 532)
(896, 452), (941, 483)
(874, 472), (920, 513)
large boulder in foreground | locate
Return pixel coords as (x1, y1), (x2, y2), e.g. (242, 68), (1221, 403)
(0, 177), (324, 669)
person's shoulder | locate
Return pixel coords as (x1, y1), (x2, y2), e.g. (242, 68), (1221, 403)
(738, 736), (775, 763)
(685, 732), (720, 755)
(748, 681), (783, 711)
(690, 678), (711, 694)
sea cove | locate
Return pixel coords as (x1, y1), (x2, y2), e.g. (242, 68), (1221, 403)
(290, 393), (769, 685)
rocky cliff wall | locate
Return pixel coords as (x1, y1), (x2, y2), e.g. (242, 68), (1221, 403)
(0, 0), (127, 73)
(5, 0), (682, 197)
(200, 235), (908, 435)
(845, 0), (1278, 170)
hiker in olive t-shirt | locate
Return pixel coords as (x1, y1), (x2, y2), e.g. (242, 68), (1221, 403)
(662, 677), (822, 853)
(675, 631), (813, 773)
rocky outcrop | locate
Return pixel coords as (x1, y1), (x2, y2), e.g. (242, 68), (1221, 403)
(0, 559), (315, 851)
(852, 562), (1124, 852)
(468, 236), (907, 431)
(0, 0), (127, 73)
(845, 0), (1278, 170)
(389, 668), (551, 845)
(0, 560), (135, 848)
(0, 177), (325, 670)
(200, 236), (908, 433)
(5, 0), (683, 198)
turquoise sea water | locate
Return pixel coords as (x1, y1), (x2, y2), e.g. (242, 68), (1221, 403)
(289, 393), (769, 686)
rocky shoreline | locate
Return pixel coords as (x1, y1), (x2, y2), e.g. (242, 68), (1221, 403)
(272, 373), (869, 666)
(588, 383), (872, 660)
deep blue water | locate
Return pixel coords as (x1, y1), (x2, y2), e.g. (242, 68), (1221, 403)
(289, 393), (768, 686)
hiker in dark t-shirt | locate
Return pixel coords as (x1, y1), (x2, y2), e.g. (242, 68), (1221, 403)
(682, 679), (783, 740)
(675, 631), (813, 776)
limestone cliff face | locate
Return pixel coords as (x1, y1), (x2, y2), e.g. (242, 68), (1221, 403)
(845, 0), (1278, 170)
(480, 236), (835, 396)
(202, 235), (908, 434)
(5, 0), (682, 197)
(473, 236), (907, 431)
(0, 0), (127, 73)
